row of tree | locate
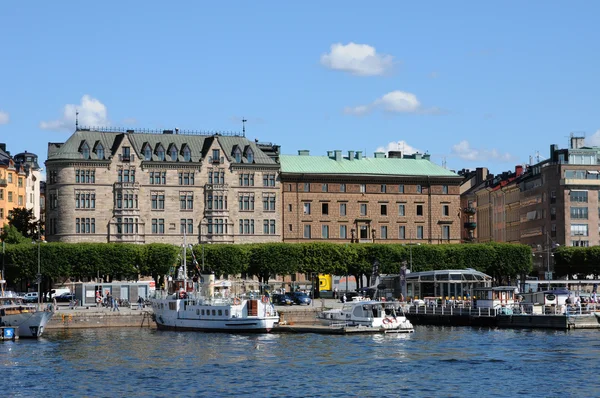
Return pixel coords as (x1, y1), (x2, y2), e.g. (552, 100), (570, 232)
(554, 246), (600, 279)
(1, 241), (533, 291)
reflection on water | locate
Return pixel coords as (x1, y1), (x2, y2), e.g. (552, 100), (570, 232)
(2, 326), (600, 397)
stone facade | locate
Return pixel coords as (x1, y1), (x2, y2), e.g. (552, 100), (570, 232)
(45, 129), (281, 245)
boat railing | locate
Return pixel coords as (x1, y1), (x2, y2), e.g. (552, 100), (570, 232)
(408, 305), (498, 317)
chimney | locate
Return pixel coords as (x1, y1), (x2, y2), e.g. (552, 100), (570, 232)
(334, 150), (342, 161)
(0, 143), (5, 152)
(348, 150), (354, 161)
(163, 130), (173, 134)
(126, 129), (134, 133)
(515, 165), (523, 176)
(570, 135), (584, 149)
(298, 150), (310, 156)
(374, 152), (385, 159)
(355, 151), (362, 160)
(388, 151), (402, 158)
(327, 151), (334, 158)
(476, 167), (489, 184)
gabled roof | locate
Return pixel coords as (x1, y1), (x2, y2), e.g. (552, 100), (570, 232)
(280, 154), (459, 177)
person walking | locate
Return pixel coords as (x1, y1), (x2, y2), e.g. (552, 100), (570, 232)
(113, 297), (120, 312)
(333, 287), (338, 300)
(137, 295), (144, 310)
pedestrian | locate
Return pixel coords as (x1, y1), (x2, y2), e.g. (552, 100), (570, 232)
(342, 294), (347, 303)
(96, 290), (101, 308)
(137, 295), (144, 310)
(113, 297), (120, 312)
(333, 287), (338, 300)
(53, 296), (58, 311)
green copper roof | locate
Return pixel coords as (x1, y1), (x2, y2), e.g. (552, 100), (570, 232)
(280, 154), (458, 177)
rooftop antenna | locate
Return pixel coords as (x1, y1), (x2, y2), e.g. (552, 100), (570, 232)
(442, 156), (447, 169)
(75, 109), (79, 130)
(242, 117), (247, 137)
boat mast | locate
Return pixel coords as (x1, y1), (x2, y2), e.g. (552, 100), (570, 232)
(183, 227), (187, 294)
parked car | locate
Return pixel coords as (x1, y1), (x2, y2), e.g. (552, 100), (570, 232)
(292, 292), (312, 305)
(272, 293), (293, 306)
(23, 292), (39, 303)
(55, 292), (75, 302)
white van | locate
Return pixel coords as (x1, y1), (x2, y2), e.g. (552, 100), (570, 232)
(23, 292), (39, 302)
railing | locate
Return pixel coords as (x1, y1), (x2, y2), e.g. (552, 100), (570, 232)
(464, 222), (477, 229)
(119, 154), (135, 162)
(463, 207), (476, 215)
(408, 305), (497, 317)
(0, 178), (6, 186)
(114, 182), (140, 189)
(77, 126), (244, 136)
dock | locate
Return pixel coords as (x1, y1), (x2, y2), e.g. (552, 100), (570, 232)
(273, 323), (413, 335)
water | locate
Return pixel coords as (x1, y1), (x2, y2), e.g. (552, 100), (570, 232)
(2, 326), (600, 397)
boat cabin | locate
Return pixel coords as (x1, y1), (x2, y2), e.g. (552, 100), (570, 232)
(472, 286), (516, 309)
(519, 289), (572, 306)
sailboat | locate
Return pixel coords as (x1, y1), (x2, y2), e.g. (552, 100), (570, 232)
(150, 234), (279, 333)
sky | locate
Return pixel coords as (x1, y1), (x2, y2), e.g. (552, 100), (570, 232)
(1, 1), (600, 175)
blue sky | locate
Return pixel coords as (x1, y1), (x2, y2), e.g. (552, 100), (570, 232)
(1, 1), (600, 174)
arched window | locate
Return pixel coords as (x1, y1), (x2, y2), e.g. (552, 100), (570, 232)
(170, 146), (178, 161)
(183, 146), (191, 162)
(144, 145), (152, 161)
(234, 148), (242, 163)
(81, 143), (90, 160)
(246, 148), (254, 163)
(157, 145), (165, 161)
(96, 143), (104, 160)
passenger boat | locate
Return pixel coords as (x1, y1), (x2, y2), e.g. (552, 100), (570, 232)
(150, 240), (279, 333)
(317, 297), (414, 333)
(0, 276), (54, 338)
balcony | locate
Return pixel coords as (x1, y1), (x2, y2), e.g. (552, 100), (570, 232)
(204, 183), (229, 191)
(114, 182), (140, 190)
(208, 156), (224, 165)
(119, 154), (135, 162)
(464, 222), (477, 230)
(463, 207), (476, 215)
(0, 178), (6, 187)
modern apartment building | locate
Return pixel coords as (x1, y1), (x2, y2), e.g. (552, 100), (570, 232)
(45, 127), (281, 244)
(280, 150), (463, 244)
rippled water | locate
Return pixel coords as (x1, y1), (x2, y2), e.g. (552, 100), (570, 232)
(2, 326), (600, 397)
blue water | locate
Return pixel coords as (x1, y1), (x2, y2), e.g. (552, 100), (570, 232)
(2, 326), (599, 397)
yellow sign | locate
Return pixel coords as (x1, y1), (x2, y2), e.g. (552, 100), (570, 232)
(318, 274), (332, 291)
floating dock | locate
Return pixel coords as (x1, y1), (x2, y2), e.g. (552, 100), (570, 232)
(273, 324), (414, 335)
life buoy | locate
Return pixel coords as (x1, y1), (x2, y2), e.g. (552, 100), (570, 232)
(233, 298), (241, 305)
(261, 296), (269, 304)
(382, 317), (394, 325)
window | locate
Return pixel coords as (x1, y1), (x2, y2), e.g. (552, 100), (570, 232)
(122, 146), (131, 161)
(442, 185), (448, 194)
(551, 207), (556, 220)
(75, 191), (96, 209)
(360, 184), (366, 193)
(207, 218), (227, 235)
(178, 172), (195, 186)
(94, 143), (104, 159)
(571, 224), (588, 236)
(339, 203), (347, 216)
(239, 173), (254, 186)
(304, 224), (311, 239)
(246, 148), (254, 163)
(212, 149), (220, 162)
(180, 192), (194, 210)
(150, 171), (166, 185)
(7, 173), (12, 183)
(443, 205), (450, 217)
(263, 174), (276, 187)
(75, 169), (95, 184)
(81, 143), (90, 159)
(570, 207), (588, 219)
(263, 220), (276, 235)
(0, 189), (3, 200)
(340, 184), (346, 192)
(239, 219), (255, 235)
(263, 194), (276, 211)
(381, 184), (386, 193)
(570, 191), (588, 203)
(416, 185), (422, 194)
(144, 146), (152, 161)
(399, 185), (404, 193)
(157, 145), (165, 161)
(417, 225), (424, 239)
(18, 178), (23, 188)
(239, 194), (254, 211)
(322, 203), (329, 215)
(399, 225), (406, 240)
(360, 203), (367, 216)
(76, 218), (95, 234)
(442, 225), (450, 240)
(303, 202), (311, 215)
(572, 240), (589, 247)
(399, 204), (405, 216)
(209, 194), (226, 210)
(8, 192), (12, 202)
(151, 192), (165, 210)
(303, 183), (310, 192)
(416, 205), (423, 216)
(322, 184), (328, 192)
(152, 219), (165, 234)
(340, 225), (347, 239)
(183, 147), (191, 162)
(178, 219), (193, 234)
(381, 204), (387, 216)
(234, 148), (242, 163)
(321, 225), (329, 239)
(18, 195), (23, 206)
(170, 147), (178, 161)
(380, 226), (388, 239)
(288, 204), (292, 212)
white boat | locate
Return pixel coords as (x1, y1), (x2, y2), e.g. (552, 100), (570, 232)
(317, 297), (414, 333)
(0, 278), (54, 338)
(150, 238), (279, 333)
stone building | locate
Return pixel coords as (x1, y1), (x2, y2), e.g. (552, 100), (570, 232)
(280, 150), (463, 244)
(45, 128), (281, 244)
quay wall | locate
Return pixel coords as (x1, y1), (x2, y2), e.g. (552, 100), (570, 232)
(46, 310), (155, 330)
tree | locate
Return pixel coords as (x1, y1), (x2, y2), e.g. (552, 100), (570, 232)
(0, 224), (30, 244)
(7, 208), (39, 238)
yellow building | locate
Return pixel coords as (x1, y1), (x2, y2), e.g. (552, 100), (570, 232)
(0, 144), (27, 230)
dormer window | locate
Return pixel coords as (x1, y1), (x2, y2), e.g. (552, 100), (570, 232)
(81, 142), (90, 160)
(170, 146), (178, 161)
(234, 147), (242, 163)
(96, 143), (104, 160)
(144, 145), (152, 161)
(183, 146), (191, 162)
(157, 145), (165, 161)
(246, 148), (254, 163)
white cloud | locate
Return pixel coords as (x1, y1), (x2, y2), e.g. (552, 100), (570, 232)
(40, 95), (110, 131)
(376, 140), (421, 155)
(587, 130), (600, 146)
(0, 110), (9, 125)
(345, 90), (435, 115)
(320, 42), (394, 76)
(451, 140), (515, 162)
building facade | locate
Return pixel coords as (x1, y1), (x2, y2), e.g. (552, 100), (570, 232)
(13, 151), (42, 222)
(0, 144), (28, 230)
(45, 128), (282, 244)
(280, 150), (463, 244)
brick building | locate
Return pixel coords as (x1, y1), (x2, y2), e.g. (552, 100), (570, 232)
(280, 150), (463, 244)
(44, 127), (281, 244)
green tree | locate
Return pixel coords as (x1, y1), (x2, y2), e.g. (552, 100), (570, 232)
(7, 208), (39, 238)
(0, 224), (30, 244)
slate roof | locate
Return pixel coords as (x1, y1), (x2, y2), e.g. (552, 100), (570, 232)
(47, 130), (277, 165)
(280, 154), (459, 177)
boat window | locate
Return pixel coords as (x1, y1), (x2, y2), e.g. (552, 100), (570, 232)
(212, 310), (216, 316)
(225, 310), (229, 316)
(196, 309), (200, 316)
(218, 310), (223, 316)
(202, 309), (205, 316)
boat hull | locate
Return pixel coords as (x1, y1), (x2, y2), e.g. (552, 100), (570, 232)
(0, 309), (54, 338)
